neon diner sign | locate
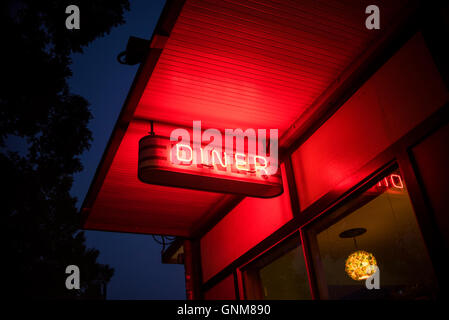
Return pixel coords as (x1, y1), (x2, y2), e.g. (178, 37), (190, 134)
(137, 126), (283, 198)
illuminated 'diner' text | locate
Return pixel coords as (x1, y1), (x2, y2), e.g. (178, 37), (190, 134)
(173, 143), (270, 176)
(138, 121), (282, 198)
(170, 121), (279, 177)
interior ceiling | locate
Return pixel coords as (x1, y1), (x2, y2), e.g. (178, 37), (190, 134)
(83, 0), (410, 237)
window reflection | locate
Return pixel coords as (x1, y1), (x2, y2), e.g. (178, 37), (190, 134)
(310, 169), (438, 299)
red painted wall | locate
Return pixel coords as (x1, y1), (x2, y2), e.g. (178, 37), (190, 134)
(204, 275), (236, 300)
(198, 32), (449, 287)
(291, 32), (449, 210)
(200, 164), (293, 282)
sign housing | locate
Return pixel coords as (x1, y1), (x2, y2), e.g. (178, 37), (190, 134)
(138, 135), (283, 198)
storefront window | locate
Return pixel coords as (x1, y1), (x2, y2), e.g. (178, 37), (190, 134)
(307, 169), (438, 299)
(242, 233), (311, 300)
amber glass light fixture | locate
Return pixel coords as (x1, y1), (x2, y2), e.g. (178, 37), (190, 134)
(339, 228), (377, 281)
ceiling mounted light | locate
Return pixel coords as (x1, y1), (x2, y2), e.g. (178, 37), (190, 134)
(339, 228), (377, 281)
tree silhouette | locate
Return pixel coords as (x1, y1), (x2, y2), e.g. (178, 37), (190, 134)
(2, 0), (130, 298)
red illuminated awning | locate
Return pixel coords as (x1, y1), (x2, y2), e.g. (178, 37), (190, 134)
(81, 0), (414, 237)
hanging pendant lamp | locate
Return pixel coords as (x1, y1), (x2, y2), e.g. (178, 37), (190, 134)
(339, 228), (377, 281)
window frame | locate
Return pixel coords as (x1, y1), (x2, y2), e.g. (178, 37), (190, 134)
(239, 231), (312, 300)
(301, 163), (429, 299)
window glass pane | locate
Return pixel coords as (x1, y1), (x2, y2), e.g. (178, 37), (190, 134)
(312, 169), (438, 299)
(243, 234), (311, 300)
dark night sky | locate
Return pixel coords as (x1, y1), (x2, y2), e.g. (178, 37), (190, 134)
(68, 0), (186, 299)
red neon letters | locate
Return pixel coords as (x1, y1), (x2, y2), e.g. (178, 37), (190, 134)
(377, 174), (404, 189)
(173, 143), (269, 176)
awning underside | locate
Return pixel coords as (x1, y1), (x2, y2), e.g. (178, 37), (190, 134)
(82, 0), (411, 237)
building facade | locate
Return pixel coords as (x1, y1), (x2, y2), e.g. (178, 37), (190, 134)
(82, 0), (449, 300)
